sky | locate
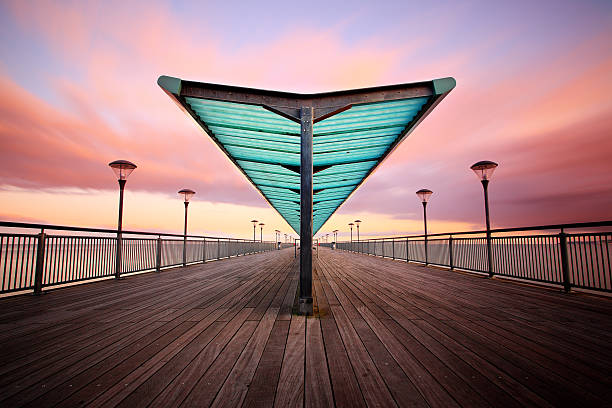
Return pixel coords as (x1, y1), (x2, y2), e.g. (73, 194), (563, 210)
(0, 0), (611, 241)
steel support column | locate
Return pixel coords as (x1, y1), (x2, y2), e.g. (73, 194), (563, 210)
(299, 106), (313, 315)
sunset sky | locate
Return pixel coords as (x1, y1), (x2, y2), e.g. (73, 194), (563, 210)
(0, 0), (611, 240)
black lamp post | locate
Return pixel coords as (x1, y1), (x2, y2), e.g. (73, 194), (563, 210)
(470, 160), (498, 277)
(354, 220), (361, 252)
(108, 160), (137, 279)
(416, 189), (433, 265)
(259, 223), (264, 242)
(348, 222), (354, 251)
(178, 189), (195, 267)
(333, 229), (338, 247)
(251, 220), (258, 241)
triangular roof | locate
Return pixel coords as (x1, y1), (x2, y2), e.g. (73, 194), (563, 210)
(158, 76), (455, 234)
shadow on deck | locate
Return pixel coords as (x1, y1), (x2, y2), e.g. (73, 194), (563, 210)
(0, 247), (611, 407)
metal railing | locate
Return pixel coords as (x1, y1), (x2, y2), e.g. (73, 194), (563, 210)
(0, 221), (275, 295)
(337, 221), (612, 293)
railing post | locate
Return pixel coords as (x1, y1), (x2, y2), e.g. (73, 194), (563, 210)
(406, 238), (409, 262)
(382, 239), (385, 258)
(202, 238), (207, 263)
(34, 229), (46, 295)
(559, 230), (571, 293)
(392, 238), (395, 260)
(156, 236), (162, 272)
(217, 238), (221, 260)
(449, 235), (454, 270)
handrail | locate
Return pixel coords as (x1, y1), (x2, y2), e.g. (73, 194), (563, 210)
(0, 220), (279, 296)
(336, 221), (612, 294)
(0, 220), (273, 242)
(343, 220), (612, 242)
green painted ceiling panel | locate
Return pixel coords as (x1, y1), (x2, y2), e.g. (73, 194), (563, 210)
(182, 95), (434, 234)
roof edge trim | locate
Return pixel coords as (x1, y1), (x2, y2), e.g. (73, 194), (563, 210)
(433, 77), (456, 95)
(158, 75), (182, 95)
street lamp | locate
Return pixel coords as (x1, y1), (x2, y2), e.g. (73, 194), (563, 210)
(259, 223), (265, 242)
(284, 233), (288, 243)
(333, 229), (339, 247)
(470, 160), (498, 277)
(416, 189), (433, 265)
(354, 220), (361, 252)
(251, 220), (258, 241)
(178, 189), (195, 267)
(348, 222), (354, 251)
(108, 160), (137, 279)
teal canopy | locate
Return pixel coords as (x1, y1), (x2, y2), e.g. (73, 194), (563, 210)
(159, 76), (455, 235)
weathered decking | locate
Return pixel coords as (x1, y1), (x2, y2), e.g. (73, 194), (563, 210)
(1, 248), (611, 407)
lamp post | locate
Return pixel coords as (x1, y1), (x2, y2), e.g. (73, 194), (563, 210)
(333, 229), (339, 248)
(251, 220), (258, 241)
(284, 233), (288, 243)
(178, 189), (195, 267)
(470, 160), (498, 278)
(259, 223), (264, 242)
(348, 222), (354, 251)
(108, 160), (137, 279)
(416, 189), (433, 265)
(354, 220), (361, 252)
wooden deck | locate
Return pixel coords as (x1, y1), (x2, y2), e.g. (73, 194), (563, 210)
(1, 248), (611, 407)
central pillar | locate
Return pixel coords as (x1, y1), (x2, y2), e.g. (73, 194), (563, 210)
(299, 106), (313, 315)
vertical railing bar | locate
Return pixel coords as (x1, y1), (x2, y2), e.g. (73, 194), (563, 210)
(594, 234), (602, 289)
(578, 235), (586, 286)
(587, 234), (595, 288)
(7, 236), (15, 291)
(22, 236), (30, 289)
(70, 236), (76, 281)
(0, 236), (5, 292)
(604, 235), (611, 290)
(58, 237), (64, 284)
(535, 236), (544, 281)
(521, 237), (529, 280)
(13, 236), (22, 290)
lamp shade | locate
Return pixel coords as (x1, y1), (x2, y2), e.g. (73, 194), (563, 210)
(108, 160), (137, 181)
(470, 161), (498, 181)
(178, 188), (196, 202)
(354, 219), (362, 225)
(416, 189), (433, 203)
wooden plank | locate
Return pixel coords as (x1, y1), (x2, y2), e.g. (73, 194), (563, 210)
(313, 276), (365, 408)
(330, 305), (398, 407)
(274, 315), (305, 407)
(242, 320), (290, 408)
(147, 308), (254, 408)
(179, 321), (258, 407)
(305, 315), (334, 408)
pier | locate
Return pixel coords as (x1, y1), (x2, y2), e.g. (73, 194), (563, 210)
(1, 247), (611, 407)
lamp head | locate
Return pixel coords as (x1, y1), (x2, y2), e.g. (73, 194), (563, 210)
(178, 188), (196, 202)
(108, 160), (137, 181)
(416, 189), (433, 203)
(470, 161), (498, 181)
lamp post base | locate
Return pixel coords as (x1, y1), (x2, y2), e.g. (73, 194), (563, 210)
(298, 297), (313, 315)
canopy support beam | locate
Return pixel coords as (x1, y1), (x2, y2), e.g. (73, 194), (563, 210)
(299, 106), (313, 315)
